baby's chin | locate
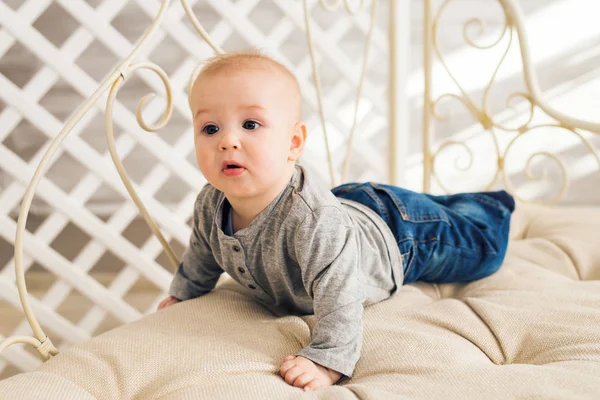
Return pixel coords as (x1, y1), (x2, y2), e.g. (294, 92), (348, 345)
(213, 180), (257, 200)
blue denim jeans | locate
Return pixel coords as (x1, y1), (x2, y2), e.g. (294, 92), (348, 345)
(332, 183), (515, 284)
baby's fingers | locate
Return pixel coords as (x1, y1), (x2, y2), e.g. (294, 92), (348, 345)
(279, 359), (297, 377)
(157, 300), (168, 310)
(283, 367), (303, 385)
(303, 379), (322, 392)
(158, 297), (179, 310)
(292, 372), (313, 388)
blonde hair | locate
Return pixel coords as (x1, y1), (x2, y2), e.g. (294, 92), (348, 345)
(188, 50), (301, 115)
(200, 49), (287, 76)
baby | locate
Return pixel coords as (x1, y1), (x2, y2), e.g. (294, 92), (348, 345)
(158, 50), (515, 392)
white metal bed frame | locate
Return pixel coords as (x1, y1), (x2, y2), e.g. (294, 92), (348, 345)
(1, 0), (599, 373)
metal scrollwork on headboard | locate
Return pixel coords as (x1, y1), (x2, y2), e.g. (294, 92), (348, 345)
(0, 0), (378, 364)
(423, 0), (600, 204)
(1, 0), (175, 363)
(304, 0), (378, 187)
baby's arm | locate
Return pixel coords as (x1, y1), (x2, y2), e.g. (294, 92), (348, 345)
(158, 191), (223, 309)
(281, 207), (364, 390)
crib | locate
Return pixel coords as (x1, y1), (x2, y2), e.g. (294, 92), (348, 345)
(0, 0), (599, 398)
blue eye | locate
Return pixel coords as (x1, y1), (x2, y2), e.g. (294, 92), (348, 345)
(202, 124), (219, 135)
(243, 120), (260, 130)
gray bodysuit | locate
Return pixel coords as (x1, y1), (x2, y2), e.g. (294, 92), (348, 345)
(169, 165), (403, 377)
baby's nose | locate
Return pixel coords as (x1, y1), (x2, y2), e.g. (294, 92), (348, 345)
(219, 131), (240, 150)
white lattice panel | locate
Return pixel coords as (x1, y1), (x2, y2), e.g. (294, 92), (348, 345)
(0, 0), (391, 378)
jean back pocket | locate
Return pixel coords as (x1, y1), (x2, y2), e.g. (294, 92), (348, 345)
(369, 183), (450, 225)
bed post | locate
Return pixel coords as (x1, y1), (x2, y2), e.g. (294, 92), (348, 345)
(422, 0), (433, 193)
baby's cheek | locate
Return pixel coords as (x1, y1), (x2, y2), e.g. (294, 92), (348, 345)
(262, 146), (289, 169)
(196, 160), (213, 181)
(195, 150), (214, 171)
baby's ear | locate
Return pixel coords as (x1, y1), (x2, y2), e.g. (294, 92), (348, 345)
(289, 123), (307, 161)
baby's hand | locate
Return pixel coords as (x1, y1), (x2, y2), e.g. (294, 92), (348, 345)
(157, 296), (180, 310)
(279, 355), (342, 391)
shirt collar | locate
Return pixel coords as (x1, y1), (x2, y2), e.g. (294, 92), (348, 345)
(222, 200), (234, 236)
(214, 165), (303, 238)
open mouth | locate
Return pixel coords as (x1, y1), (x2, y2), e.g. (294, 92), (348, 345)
(222, 161), (246, 176)
(222, 161), (244, 170)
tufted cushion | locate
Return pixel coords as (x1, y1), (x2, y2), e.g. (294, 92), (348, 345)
(1, 204), (599, 399)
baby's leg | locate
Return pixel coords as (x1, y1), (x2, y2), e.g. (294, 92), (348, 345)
(405, 190), (515, 284)
(333, 183), (514, 284)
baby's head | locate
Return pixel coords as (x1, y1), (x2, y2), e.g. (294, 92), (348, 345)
(189, 50), (306, 202)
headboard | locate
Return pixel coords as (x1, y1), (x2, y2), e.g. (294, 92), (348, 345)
(0, 0), (598, 377)
(422, 0), (600, 204)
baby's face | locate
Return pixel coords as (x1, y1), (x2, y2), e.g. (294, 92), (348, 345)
(190, 64), (302, 200)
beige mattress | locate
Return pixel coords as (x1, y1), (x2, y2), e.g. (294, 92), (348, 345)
(1, 203), (599, 399)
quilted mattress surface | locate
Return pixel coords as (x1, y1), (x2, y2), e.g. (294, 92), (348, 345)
(1, 203), (599, 399)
